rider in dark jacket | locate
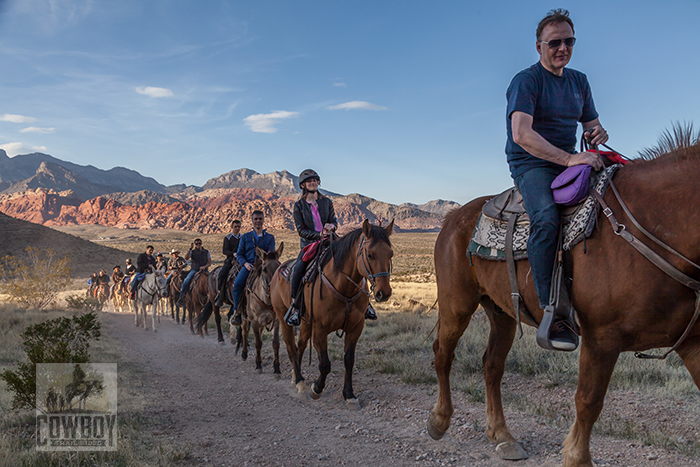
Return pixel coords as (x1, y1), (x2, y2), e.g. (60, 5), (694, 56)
(130, 245), (156, 299)
(284, 169), (377, 326)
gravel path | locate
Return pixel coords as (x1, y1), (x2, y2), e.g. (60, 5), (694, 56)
(102, 311), (699, 467)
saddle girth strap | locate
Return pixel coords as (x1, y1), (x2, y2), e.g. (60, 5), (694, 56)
(504, 214), (538, 335)
(591, 186), (700, 359)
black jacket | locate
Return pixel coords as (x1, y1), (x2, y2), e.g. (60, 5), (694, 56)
(136, 253), (156, 274)
(293, 196), (337, 247)
(222, 233), (241, 260)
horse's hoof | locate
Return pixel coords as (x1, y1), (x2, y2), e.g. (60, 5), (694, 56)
(426, 416), (446, 441)
(153, 329), (158, 334)
(345, 398), (361, 410)
(295, 381), (307, 394)
(255, 368), (263, 375)
(495, 441), (528, 460)
(309, 386), (322, 400)
(218, 340), (225, 346)
(274, 373), (281, 380)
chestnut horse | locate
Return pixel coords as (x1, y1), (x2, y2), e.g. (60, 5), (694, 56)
(185, 271), (209, 335)
(194, 261), (242, 343)
(270, 220), (394, 402)
(238, 244), (284, 374)
(428, 137), (700, 466)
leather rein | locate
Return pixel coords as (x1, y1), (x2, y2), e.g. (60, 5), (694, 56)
(591, 176), (700, 359)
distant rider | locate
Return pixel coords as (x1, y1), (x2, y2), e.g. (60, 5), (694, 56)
(176, 239), (212, 307)
(214, 219), (242, 307)
(155, 252), (168, 272)
(229, 211), (275, 326)
(110, 265), (125, 299)
(165, 249), (188, 294)
(130, 245), (156, 300)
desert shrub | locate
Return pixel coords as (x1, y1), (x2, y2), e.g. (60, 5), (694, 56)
(0, 312), (101, 410)
(0, 247), (71, 310)
(64, 294), (105, 313)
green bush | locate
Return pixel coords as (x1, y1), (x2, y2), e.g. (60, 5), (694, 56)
(64, 294), (105, 313)
(0, 312), (101, 410)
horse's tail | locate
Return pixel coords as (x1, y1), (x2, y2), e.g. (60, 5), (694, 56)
(234, 326), (243, 355)
(195, 301), (213, 331)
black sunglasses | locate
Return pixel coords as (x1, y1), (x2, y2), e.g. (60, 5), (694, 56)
(194, 242), (202, 245)
(539, 37), (576, 49)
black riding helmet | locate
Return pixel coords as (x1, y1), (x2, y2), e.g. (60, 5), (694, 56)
(298, 169), (320, 189)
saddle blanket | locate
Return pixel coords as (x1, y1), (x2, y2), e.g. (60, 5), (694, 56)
(467, 165), (620, 261)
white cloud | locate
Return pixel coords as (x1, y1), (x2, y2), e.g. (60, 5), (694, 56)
(327, 101), (387, 111)
(243, 110), (299, 133)
(135, 86), (174, 98)
(333, 82), (347, 88)
(0, 114), (37, 123)
(20, 127), (55, 134)
(0, 142), (48, 157)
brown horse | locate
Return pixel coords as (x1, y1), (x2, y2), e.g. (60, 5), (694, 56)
(111, 282), (129, 313)
(194, 261), (242, 343)
(95, 283), (110, 304)
(428, 135), (700, 466)
(239, 244), (284, 374)
(167, 271), (186, 324)
(270, 220), (394, 402)
(185, 271), (209, 335)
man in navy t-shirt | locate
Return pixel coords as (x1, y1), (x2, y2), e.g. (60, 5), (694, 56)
(505, 9), (608, 351)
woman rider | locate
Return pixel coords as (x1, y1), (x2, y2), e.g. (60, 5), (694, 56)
(284, 169), (377, 326)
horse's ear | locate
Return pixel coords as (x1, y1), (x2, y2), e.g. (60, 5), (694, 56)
(256, 246), (265, 259)
(276, 242), (284, 258)
(362, 219), (371, 238)
(385, 218), (394, 237)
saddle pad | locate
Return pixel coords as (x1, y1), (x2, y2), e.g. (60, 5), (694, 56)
(468, 165), (620, 261)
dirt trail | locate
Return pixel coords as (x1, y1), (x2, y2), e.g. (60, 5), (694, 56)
(102, 311), (699, 467)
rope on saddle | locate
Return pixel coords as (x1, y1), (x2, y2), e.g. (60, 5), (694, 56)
(592, 181), (700, 359)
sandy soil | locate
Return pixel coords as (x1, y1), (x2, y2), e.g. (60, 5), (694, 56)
(100, 310), (699, 467)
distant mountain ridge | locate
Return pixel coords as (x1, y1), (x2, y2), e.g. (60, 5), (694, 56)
(0, 150), (460, 232)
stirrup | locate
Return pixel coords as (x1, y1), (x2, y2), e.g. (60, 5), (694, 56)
(536, 306), (579, 351)
(284, 305), (301, 326)
(364, 303), (377, 320)
(230, 312), (242, 327)
(214, 292), (223, 307)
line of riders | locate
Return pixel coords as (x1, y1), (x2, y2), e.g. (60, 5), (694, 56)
(91, 169), (377, 325)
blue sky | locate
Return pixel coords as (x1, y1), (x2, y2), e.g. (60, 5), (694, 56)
(0, 0), (699, 205)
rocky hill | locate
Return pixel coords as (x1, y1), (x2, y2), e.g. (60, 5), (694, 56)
(0, 151), (458, 232)
(0, 211), (131, 278)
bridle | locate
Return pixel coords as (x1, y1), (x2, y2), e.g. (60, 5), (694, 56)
(355, 234), (391, 293)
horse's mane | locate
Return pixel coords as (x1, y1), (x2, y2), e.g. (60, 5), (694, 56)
(251, 249), (280, 280)
(327, 225), (392, 273)
(636, 122), (700, 164)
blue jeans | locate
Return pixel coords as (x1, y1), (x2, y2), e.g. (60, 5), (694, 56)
(231, 267), (251, 312)
(178, 270), (197, 301)
(130, 272), (146, 293)
(514, 166), (564, 308)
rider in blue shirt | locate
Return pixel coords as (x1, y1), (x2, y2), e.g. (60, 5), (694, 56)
(229, 210), (275, 326)
(506, 9), (607, 350)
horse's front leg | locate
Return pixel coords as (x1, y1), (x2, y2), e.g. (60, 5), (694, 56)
(562, 338), (619, 467)
(151, 299), (158, 333)
(188, 301), (195, 335)
(482, 300), (525, 460)
(253, 323), (263, 373)
(309, 332), (330, 400)
(428, 292), (475, 441)
(676, 337), (700, 390)
(272, 319), (281, 375)
(279, 321), (305, 392)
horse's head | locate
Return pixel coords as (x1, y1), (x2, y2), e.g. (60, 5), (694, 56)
(256, 242), (284, 292)
(358, 219), (394, 302)
(154, 270), (167, 296)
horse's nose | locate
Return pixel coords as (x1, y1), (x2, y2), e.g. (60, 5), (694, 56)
(375, 290), (384, 302)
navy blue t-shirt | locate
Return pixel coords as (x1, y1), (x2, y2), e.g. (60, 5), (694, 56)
(505, 62), (598, 179)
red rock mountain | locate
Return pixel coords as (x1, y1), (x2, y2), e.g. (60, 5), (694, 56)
(0, 155), (457, 233)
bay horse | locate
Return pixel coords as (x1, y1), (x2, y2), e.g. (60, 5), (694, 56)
(428, 134), (700, 467)
(167, 271), (186, 324)
(193, 262), (240, 343)
(133, 270), (167, 332)
(270, 220), (394, 402)
(185, 271), (210, 335)
(239, 244), (284, 374)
